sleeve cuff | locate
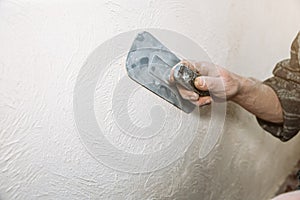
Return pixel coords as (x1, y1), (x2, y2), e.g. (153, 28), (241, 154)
(256, 76), (300, 142)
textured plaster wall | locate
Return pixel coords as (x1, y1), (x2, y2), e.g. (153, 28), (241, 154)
(1, 0), (300, 200)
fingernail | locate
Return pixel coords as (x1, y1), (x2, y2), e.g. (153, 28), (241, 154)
(200, 99), (212, 107)
(194, 78), (203, 88)
(190, 93), (199, 101)
(205, 99), (211, 104)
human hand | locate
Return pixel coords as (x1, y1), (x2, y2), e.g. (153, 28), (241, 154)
(170, 60), (243, 106)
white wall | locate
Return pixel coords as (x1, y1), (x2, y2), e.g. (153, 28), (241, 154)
(1, 0), (300, 199)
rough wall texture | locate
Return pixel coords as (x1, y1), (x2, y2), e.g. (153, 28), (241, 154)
(0, 0), (300, 200)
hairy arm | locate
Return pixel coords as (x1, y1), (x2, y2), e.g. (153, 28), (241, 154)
(231, 76), (283, 123)
(173, 61), (284, 124)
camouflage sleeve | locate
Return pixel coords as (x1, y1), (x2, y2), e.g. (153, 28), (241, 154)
(257, 32), (300, 142)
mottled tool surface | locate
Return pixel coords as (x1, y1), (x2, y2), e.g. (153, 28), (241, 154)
(126, 31), (202, 113)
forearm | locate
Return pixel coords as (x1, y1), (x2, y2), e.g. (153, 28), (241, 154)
(231, 76), (283, 123)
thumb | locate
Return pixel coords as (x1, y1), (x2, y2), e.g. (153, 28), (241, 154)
(194, 76), (223, 92)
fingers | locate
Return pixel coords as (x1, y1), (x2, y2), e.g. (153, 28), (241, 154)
(177, 84), (212, 107)
(171, 60), (223, 107)
(180, 60), (196, 71)
(193, 61), (220, 77)
(192, 61), (210, 76)
(191, 96), (212, 107)
(194, 76), (208, 91)
(171, 60), (220, 80)
(198, 96), (212, 106)
(176, 60), (221, 77)
(177, 85), (199, 101)
(194, 76), (224, 91)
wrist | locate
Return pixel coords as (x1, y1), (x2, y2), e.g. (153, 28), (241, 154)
(231, 76), (257, 103)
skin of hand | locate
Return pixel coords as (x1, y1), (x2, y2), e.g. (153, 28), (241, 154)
(171, 60), (284, 123)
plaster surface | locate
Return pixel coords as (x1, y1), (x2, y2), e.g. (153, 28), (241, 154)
(1, 0), (300, 199)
